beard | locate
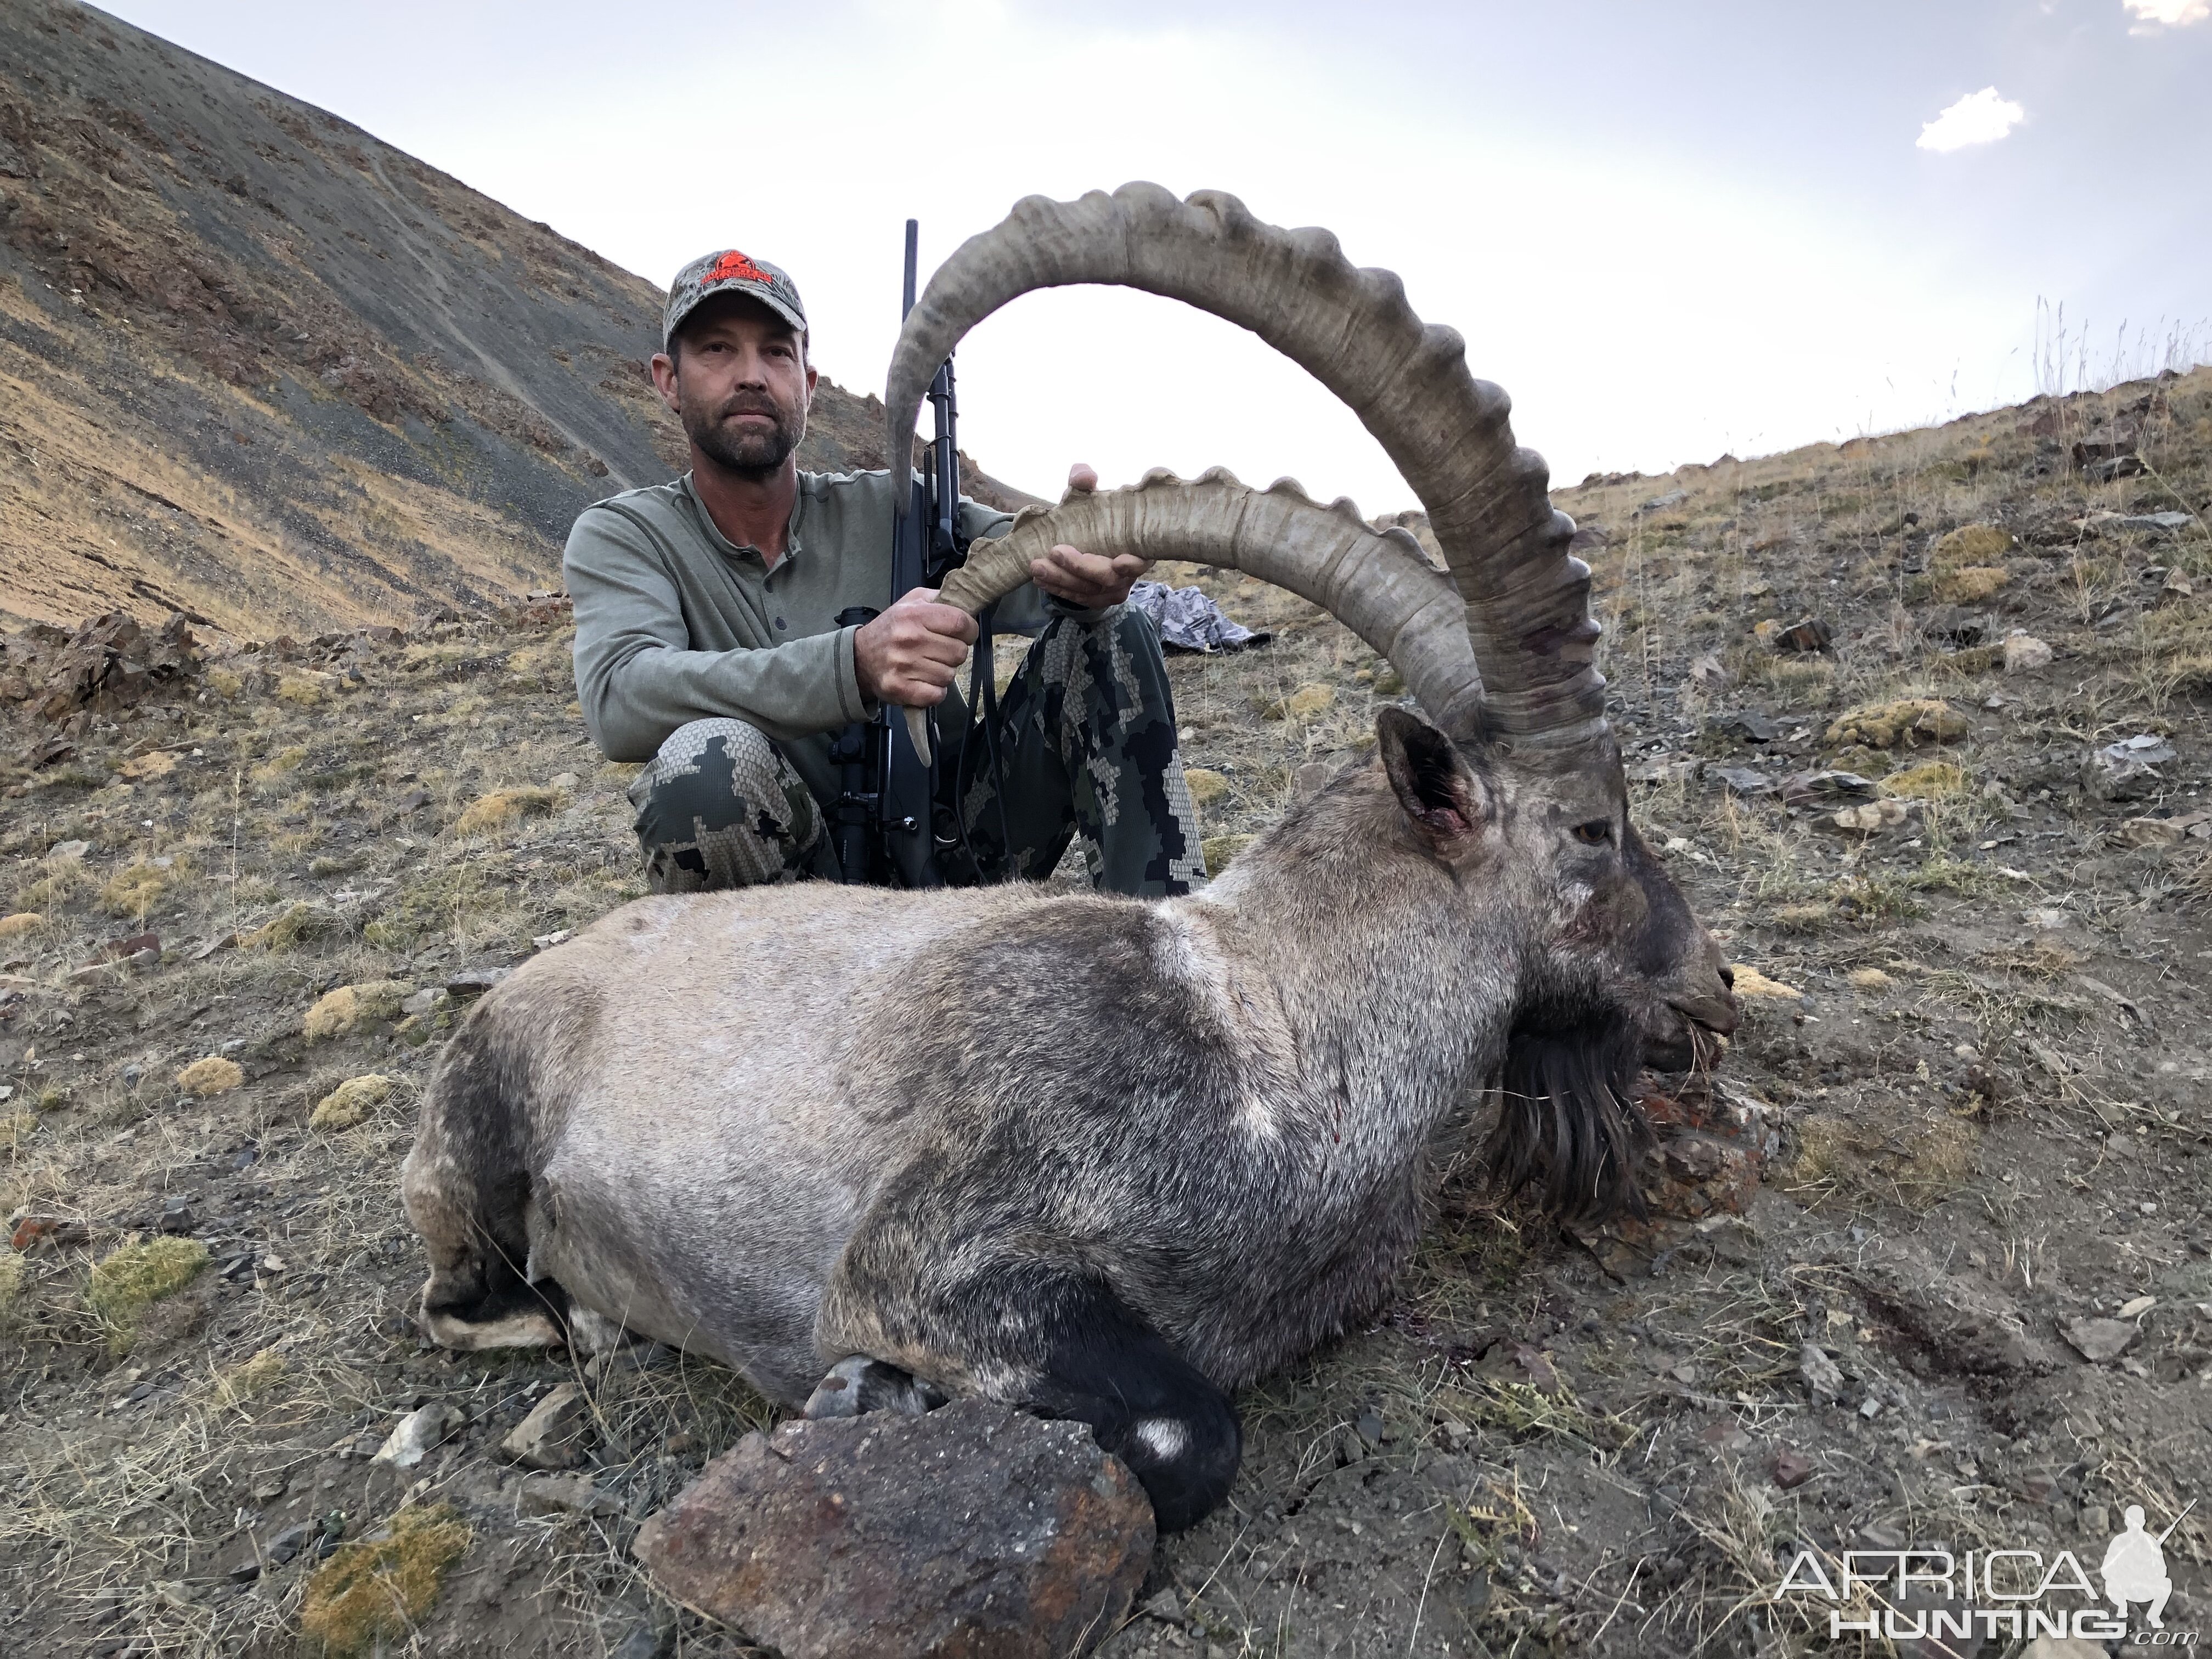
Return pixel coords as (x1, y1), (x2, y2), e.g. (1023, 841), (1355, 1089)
(682, 388), (805, 478)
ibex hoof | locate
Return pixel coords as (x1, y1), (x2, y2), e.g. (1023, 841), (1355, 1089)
(803, 1355), (947, 1420)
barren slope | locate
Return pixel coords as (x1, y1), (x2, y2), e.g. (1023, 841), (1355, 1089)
(0, 0), (1025, 638)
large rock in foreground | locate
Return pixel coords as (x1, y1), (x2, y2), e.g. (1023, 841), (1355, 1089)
(633, 1400), (1154, 1659)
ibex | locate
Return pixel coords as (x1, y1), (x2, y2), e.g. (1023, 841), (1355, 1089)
(402, 185), (1737, 1531)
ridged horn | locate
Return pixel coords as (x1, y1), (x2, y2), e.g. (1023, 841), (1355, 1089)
(902, 471), (1477, 768)
(887, 184), (1606, 754)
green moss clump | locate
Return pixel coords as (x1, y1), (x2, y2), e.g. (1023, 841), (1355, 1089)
(301, 1505), (472, 1656)
(87, 1237), (209, 1350)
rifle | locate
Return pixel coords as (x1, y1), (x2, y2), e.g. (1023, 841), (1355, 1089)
(830, 218), (987, 888)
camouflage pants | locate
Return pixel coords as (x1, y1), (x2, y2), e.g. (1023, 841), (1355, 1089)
(629, 605), (1206, 898)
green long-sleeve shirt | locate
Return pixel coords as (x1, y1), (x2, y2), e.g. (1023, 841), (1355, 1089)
(565, 469), (1064, 804)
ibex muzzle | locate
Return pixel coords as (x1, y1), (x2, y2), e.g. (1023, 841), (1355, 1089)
(402, 185), (1737, 1532)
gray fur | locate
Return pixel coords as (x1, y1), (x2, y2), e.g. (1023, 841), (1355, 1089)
(401, 709), (1734, 1412)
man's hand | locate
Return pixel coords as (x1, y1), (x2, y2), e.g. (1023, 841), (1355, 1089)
(853, 586), (977, 707)
(1029, 462), (1150, 611)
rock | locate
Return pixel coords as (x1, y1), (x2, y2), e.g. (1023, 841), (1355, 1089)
(400, 986), (451, 1018)
(531, 929), (573, 950)
(49, 839), (91, 861)
(174, 1056), (244, 1097)
(1825, 698), (1967, 749)
(2060, 1317), (2137, 1364)
(2083, 734), (2175, 802)
(1637, 488), (1689, 513)
(1139, 1588), (1186, 1624)
(1771, 617), (1832, 653)
(1688, 651), (1729, 686)
(372, 1401), (465, 1468)
(1770, 1447), (1815, 1490)
(520, 1472), (619, 1517)
(1781, 769), (1874, 806)
(549, 771), (580, 789)
(1709, 709), (1777, 743)
(2120, 811), (2212, 848)
(303, 980), (415, 1040)
(1831, 798), (1912, 833)
(310, 1074), (394, 1131)
(2019, 1639), (2108, 1659)
(445, 967), (510, 998)
(1182, 768), (1229, 806)
(2022, 907), (2071, 931)
(190, 931), (239, 961)
(1710, 766), (1776, 794)
(2002, 631), (2053, 672)
(1798, 1342), (1844, 1401)
(632, 1400), (1154, 1659)
(1728, 964), (1803, 1000)
(501, 1382), (591, 1470)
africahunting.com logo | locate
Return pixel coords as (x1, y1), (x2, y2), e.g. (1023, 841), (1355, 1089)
(1775, 1499), (2196, 1645)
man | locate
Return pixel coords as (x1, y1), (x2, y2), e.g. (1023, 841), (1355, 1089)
(565, 247), (1206, 898)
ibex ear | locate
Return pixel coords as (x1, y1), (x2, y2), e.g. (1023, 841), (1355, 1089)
(1377, 707), (1488, 851)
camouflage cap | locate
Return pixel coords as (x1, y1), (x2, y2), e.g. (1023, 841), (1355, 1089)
(663, 249), (808, 351)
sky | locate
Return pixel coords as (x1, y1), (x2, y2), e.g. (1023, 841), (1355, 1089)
(97, 0), (2212, 514)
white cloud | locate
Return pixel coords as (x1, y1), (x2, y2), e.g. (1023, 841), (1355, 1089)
(2123, 0), (2209, 28)
(1916, 87), (2027, 152)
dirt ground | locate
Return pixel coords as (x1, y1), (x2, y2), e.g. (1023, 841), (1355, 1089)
(4, 369), (2211, 1657)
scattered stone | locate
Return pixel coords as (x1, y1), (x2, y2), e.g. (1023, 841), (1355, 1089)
(1182, 767), (1229, 806)
(400, 986), (451, 1018)
(633, 1400), (1153, 1659)
(1637, 488), (1689, 513)
(549, 771), (580, 789)
(1771, 617), (1833, 653)
(2060, 1317), (2137, 1364)
(445, 967), (510, 998)
(1710, 766), (1776, 794)
(190, 931), (239, 961)
(1728, 964), (1803, 1001)
(2120, 810), (2212, 848)
(520, 1472), (620, 1517)
(1770, 1447), (1815, 1490)
(372, 1401), (465, 1468)
(2002, 630), (2054, 673)
(1781, 769), (1875, 806)
(1688, 651), (1729, 686)
(2090, 510), (2193, 533)
(531, 929), (572, 950)
(10, 1214), (88, 1251)
(311, 1074), (394, 1131)
(2086, 733), (2178, 803)
(501, 1382), (592, 1470)
(49, 839), (91, 862)
(2, 612), (204, 721)
(1798, 1342), (1844, 1401)
(1825, 698), (1967, 749)
(2022, 907), (2071, 931)
(303, 980), (416, 1040)
(300, 1505), (471, 1656)
(1831, 798), (1912, 833)
(174, 1056), (244, 1097)
(392, 788), (432, 814)
(1709, 709), (1777, 743)
(1140, 1589), (1187, 1625)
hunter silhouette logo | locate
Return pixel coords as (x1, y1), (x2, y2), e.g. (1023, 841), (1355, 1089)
(704, 249), (770, 286)
(2104, 1500), (2192, 1629)
(1774, 1496), (2198, 1645)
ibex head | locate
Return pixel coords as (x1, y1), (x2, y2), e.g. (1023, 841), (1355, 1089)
(887, 184), (1737, 1214)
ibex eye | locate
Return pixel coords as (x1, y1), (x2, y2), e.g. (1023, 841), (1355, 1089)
(1572, 819), (1613, 846)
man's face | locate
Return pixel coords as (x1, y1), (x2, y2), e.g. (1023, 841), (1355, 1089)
(651, 296), (816, 478)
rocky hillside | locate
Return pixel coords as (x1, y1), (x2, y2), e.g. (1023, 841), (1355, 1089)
(0, 0), (1025, 639)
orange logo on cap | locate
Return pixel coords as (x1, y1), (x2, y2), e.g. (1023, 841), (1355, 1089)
(704, 249), (770, 286)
